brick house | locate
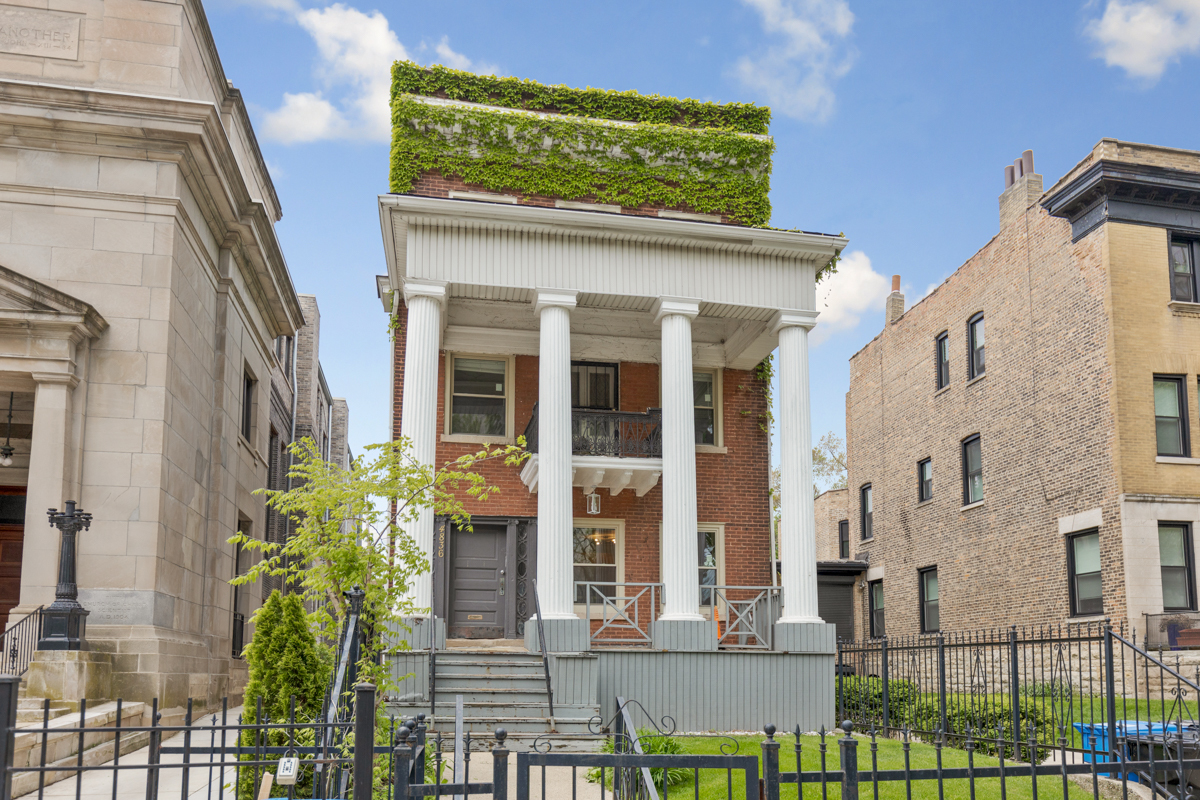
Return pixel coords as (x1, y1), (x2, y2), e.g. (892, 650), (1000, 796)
(378, 65), (845, 656)
(842, 141), (1200, 641)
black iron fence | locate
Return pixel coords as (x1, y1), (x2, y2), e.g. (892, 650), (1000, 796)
(837, 621), (1200, 760)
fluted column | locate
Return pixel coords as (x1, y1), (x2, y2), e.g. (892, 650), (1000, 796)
(655, 298), (704, 622)
(774, 310), (822, 623)
(534, 289), (578, 619)
(400, 281), (446, 612)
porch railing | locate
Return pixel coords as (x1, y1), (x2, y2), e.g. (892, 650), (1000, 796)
(523, 403), (663, 458)
(705, 586), (782, 650)
(1144, 610), (1200, 649)
(579, 582), (662, 647)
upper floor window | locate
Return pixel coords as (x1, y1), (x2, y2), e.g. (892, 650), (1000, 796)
(962, 435), (983, 505)
(241, 370), (255, 441)
(1154, 375), (1189, 457)
(920, 567), (939, 633)
(918, 458), (933, 502)
(274, 335), (293, 377)
(967, 313), (985, 379)
(1068, 529), (1102, 616)
(571, 362), (617, 410)
(1170, 239), (1198, 303)
(860, 484), (873, 540)
(838, 520), (850, 559)
(868, 580), (884, 638)
(450, 356), (508, 437)
(1159, 523), (1196, 612)
(694, 370), (717, 446)
(935, 332), (950, 389)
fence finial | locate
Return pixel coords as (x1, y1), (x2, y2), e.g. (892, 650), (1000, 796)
(495, 727), (507, 745)
(397, 725), (410, 744)
(841, 720), (854, 735)
(764, 724), (776, 740)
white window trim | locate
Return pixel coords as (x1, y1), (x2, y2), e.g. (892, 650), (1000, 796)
(572, 518), (625, 619)
(443, 352), (516, 444)
(656, 521), (726, 620)
(691, 367), (723, 450)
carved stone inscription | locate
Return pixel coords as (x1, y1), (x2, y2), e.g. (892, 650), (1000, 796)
(0, 5), (80, 61)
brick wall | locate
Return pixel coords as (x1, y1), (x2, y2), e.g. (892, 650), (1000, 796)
(815, 488), (848, 561)
(845, 176), (1121, 637)
(391, 308), (772, 594)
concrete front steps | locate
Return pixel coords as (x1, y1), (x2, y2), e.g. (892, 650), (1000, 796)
(388, 649), (602, 752)
(11, 699), (149, 797)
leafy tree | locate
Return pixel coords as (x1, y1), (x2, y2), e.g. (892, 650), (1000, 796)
(812, 431), (848, 491)
(230, 435), (527, 699)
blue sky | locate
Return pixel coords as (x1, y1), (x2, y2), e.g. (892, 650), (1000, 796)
(206, 0), (1200, 481)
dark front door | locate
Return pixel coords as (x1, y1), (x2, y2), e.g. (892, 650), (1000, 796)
(817, 575), (855, 643)
(0, 489), (27, 630)
(447, 523), (507, 639)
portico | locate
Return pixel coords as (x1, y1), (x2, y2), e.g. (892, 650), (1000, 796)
(380, 193), (846, 655)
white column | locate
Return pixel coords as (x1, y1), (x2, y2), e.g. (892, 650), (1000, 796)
(17, 373), (76, 611)
(774, 310), (822, 623)
(400, 281), (446, 613)
(654, 298), (704, 622)
(534, 290), (578, 619)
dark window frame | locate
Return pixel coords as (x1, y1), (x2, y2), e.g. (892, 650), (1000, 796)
(860, 484), (873, 540)
(241, 370), (255, 442)
(967, 313), (985, 379)
(571, 360), (620, 410)
(1154, 374), (1190, 457)
(450, 355), (509, 437)
(917, 458), (933, 502)
(1067, 528), (1103, 617)
(919, 566), (939, 633)
(935, 331), (950, 390)
(1159, 521), (1197, 612)
(962, 435), (983, 505)
(838, 520), (850, 559)
(868, 579), (884, 638)
(1170, 238), (1199, 303)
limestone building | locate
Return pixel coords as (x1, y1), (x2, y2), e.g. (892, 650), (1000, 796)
(0, 0), (346, 707)
(844, 142), (1200, 640)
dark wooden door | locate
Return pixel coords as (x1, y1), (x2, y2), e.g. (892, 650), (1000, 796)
(0, 489), (27, 630)
(447, 523), (507, 639)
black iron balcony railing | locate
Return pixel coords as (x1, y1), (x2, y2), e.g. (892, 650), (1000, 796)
(523, 402), (663, 458)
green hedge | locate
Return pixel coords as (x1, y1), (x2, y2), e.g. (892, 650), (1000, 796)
(389, 93), (774, 226)
(392, 62), (770, 134)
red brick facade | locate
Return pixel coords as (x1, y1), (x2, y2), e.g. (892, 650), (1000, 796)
(390, 316), (773, 606)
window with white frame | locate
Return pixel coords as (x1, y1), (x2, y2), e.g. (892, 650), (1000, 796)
(693, 370), (720, 447)
(447, 355), (511, 438)
(573, 523), (623, 605)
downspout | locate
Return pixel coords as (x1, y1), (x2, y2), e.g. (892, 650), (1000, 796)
(283, 333), (298, 593)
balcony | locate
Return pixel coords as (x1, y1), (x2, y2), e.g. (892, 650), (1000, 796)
(522, 403), (662, 458)
(519, 403), (664, 497)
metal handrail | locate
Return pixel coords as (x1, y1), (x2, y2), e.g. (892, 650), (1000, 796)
(615, 695), (660, 800)
(579, 582), (661, 647)
(703, 585), (782, 650)
(530, 579), (555, 719)
(0, 606), (42, 675)
(429, 613), (437, 721)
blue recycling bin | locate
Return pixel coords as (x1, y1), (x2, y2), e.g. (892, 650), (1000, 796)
(1073, 721), (1179, 782)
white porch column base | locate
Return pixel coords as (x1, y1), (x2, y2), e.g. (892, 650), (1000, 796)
(534, 290), (580, 620)
(654, 298), (704, 622)
(773, 310), (823, 624)
(400, 281), (446, 613)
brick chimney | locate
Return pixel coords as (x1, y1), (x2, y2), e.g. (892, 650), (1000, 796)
(886, 274), (904, 325)
(999, 149), (1042, 230)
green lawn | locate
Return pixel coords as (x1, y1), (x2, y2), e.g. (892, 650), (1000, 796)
(625, 733), (1095, 800)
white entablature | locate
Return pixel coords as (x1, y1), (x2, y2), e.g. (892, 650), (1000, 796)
(377, 194), (846, 369)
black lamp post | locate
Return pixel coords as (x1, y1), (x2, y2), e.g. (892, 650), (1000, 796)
(38, 501), (92, 651)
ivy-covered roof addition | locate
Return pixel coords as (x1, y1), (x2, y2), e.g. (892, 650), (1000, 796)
(389, 62), (776, 227)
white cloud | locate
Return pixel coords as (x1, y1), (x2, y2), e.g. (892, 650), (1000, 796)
(1086, 0), (1200, 81)
(254, 3), (492, 143)
(432, 36), (498, 75)
(732, 0), (855, 122)
(811, 250), (890, 345)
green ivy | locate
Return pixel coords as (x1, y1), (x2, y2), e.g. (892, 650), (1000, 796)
(389, 94), (774, 226)
(392, 62), (771, 134)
